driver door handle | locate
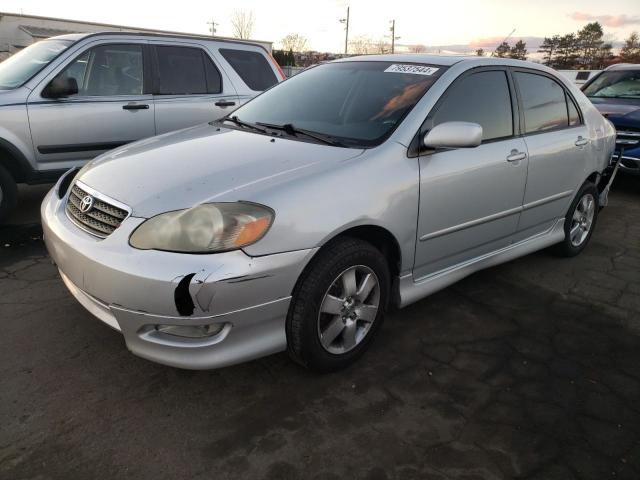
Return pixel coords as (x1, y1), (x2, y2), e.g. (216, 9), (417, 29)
(575, 136), (589, 147)
(122, 104), (149, 110)
(506, 150), (527, 162)
(215, 100), (236, 107)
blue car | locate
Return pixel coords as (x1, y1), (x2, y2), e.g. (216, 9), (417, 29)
(583, 64), (640, 175)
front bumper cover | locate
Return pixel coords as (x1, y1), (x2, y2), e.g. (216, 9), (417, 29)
(41, 178), (316, 369)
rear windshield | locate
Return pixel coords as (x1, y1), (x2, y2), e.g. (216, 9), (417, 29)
(219, 48), (277, 91)
(231, 61), (446, 148)
(0, 39), (72, 89)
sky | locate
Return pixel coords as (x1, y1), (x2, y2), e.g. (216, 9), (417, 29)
(3, 0), (640, 52)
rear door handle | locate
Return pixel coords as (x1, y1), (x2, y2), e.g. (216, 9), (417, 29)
(575, 136), (589, 147)
(122, 104), (149, 110)
(506, 150), (527, 162)
(215, 100), (236, 107)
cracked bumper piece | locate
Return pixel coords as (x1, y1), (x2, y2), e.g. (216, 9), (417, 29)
(41, 187), (315, 369)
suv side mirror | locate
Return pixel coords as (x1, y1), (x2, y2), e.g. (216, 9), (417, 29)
(423, 121), (483, 149)
(43, 76), (79, 99)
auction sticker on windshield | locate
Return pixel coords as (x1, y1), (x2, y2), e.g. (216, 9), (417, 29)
(384, 64), (440, 75)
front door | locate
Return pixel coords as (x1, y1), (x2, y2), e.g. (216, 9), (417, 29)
(414, 69), (528, 279)
(150, 44), (239, 134)
(27, 42), (155, 170)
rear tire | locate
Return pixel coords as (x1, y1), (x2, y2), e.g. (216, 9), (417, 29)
(0, 164), (17, 222)
(286, 237), (390, 373)
(552, 181), (598, 257)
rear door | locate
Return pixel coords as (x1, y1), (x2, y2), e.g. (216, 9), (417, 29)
(511, 70), (590, 241)
(27, 41), (155, 168)
(414, 68), (529, 278)
(150, 43), (239, 134)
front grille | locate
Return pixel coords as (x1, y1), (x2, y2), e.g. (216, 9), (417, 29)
(616, 127), (640, 147)
(66, 184), (129, 238)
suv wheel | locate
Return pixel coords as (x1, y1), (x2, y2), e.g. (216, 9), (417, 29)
(0, 164), (17, 222)
(553, 181), (598, 257)
(286, 237), (390, 372)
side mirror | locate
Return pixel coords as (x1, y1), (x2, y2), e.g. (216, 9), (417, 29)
(423, 121), (483, 149)
(42, 76), (79, 99)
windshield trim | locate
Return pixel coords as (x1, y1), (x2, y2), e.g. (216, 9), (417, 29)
(0, 38), (76, 90)
(229, 60), (448, 149)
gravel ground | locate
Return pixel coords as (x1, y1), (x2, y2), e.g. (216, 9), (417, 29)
(0, 177), (639, 480)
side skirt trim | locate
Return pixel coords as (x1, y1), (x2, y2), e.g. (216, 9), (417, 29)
(399, 218), (565, 308)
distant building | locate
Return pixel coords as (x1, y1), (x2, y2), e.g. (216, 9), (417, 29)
(0, 11), (272, 61)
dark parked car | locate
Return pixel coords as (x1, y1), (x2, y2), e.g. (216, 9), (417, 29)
(583, 63), (640, 175)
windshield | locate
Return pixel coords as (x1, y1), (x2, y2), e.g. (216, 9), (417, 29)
(583, 70), (640, 99)
(229, 61), (446, 147)
(0, 39), (72, 89)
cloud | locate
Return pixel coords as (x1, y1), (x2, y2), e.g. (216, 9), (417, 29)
(569, 12), (640, 28)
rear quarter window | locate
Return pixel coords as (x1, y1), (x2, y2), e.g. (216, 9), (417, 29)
(219, 48), (277, 91)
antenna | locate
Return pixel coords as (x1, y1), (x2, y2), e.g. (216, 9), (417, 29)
(491, 28), (515, 57)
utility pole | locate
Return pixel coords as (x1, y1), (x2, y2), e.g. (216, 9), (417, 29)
(389, 20), (400, 54)
(340, 7), (350, 55)
(207, 19), (219, 37)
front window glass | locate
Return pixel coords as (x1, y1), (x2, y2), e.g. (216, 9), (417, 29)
(0, 39), (71, 89)
(582, 71), (640, 99)
(58, 44), (143, 96)
(231, 61), (446, 147)
(432, 70), (513, 141)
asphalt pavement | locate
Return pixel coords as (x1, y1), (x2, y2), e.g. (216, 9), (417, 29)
(1, 178), (639, 480)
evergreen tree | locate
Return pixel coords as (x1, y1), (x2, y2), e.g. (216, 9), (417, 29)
(509, 40), (527, 60)
(538, 35), (560, 66)
(475, 48), (485, 56)
(495, 41), (510, 58)
(577, 22), (605, 69)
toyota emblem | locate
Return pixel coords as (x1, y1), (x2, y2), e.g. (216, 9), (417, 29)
(80, 195), (94, 213)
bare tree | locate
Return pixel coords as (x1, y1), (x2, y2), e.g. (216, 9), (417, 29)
(411, 44), (428, 53)
(231, 10), (254, 39)
(348, 35), (374, 55)
(374, 38), (391, 54)
(281, 34), (309, 52)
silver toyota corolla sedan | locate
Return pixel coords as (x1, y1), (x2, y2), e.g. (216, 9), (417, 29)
(42, 55), (616, 372)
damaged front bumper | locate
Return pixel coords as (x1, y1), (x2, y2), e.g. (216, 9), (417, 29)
(41, 186), (316, 369)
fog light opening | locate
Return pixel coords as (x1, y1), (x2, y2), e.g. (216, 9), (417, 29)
(155, 323), (226, 339)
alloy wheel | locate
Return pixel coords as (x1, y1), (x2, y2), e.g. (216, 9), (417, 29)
(570, 193), (595, 247)
(317, 265), (381, 354)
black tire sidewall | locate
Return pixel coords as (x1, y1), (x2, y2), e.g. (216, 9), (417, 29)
(287, 238), (390, 372)
(0, 164), (17, 222)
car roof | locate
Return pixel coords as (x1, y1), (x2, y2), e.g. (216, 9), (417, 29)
(47, 31), (270, 50)
(604, 63), (640, 71)
(332, 54), (551, 70)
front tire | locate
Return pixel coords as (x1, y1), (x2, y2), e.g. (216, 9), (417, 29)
(286, 237), (390, 372)
(553, 181), (598, 257)
(0, 164), (17, 222)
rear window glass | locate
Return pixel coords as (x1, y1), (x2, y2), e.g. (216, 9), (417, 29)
(514, 72), (569, 133)
(219, 48), (277, 91)
(156, 46), (221, 95)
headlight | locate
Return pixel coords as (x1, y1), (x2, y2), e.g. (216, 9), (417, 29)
(129, 202), (274, 253)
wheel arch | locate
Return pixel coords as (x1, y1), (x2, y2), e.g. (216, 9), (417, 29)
(292, 224), (403, 307)
(0, 138), (29, 183)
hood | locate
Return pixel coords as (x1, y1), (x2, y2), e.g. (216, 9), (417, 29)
(78, 123), (365, 218)
(0, 86), (29, 105)
(590, 98), (640, 119)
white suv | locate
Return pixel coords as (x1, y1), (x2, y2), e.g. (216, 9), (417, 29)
(0, 32), (284, 219)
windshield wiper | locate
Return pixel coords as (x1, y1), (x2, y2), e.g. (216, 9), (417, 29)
(217, 116), (267, 134)
(256, 122), (345, 147)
